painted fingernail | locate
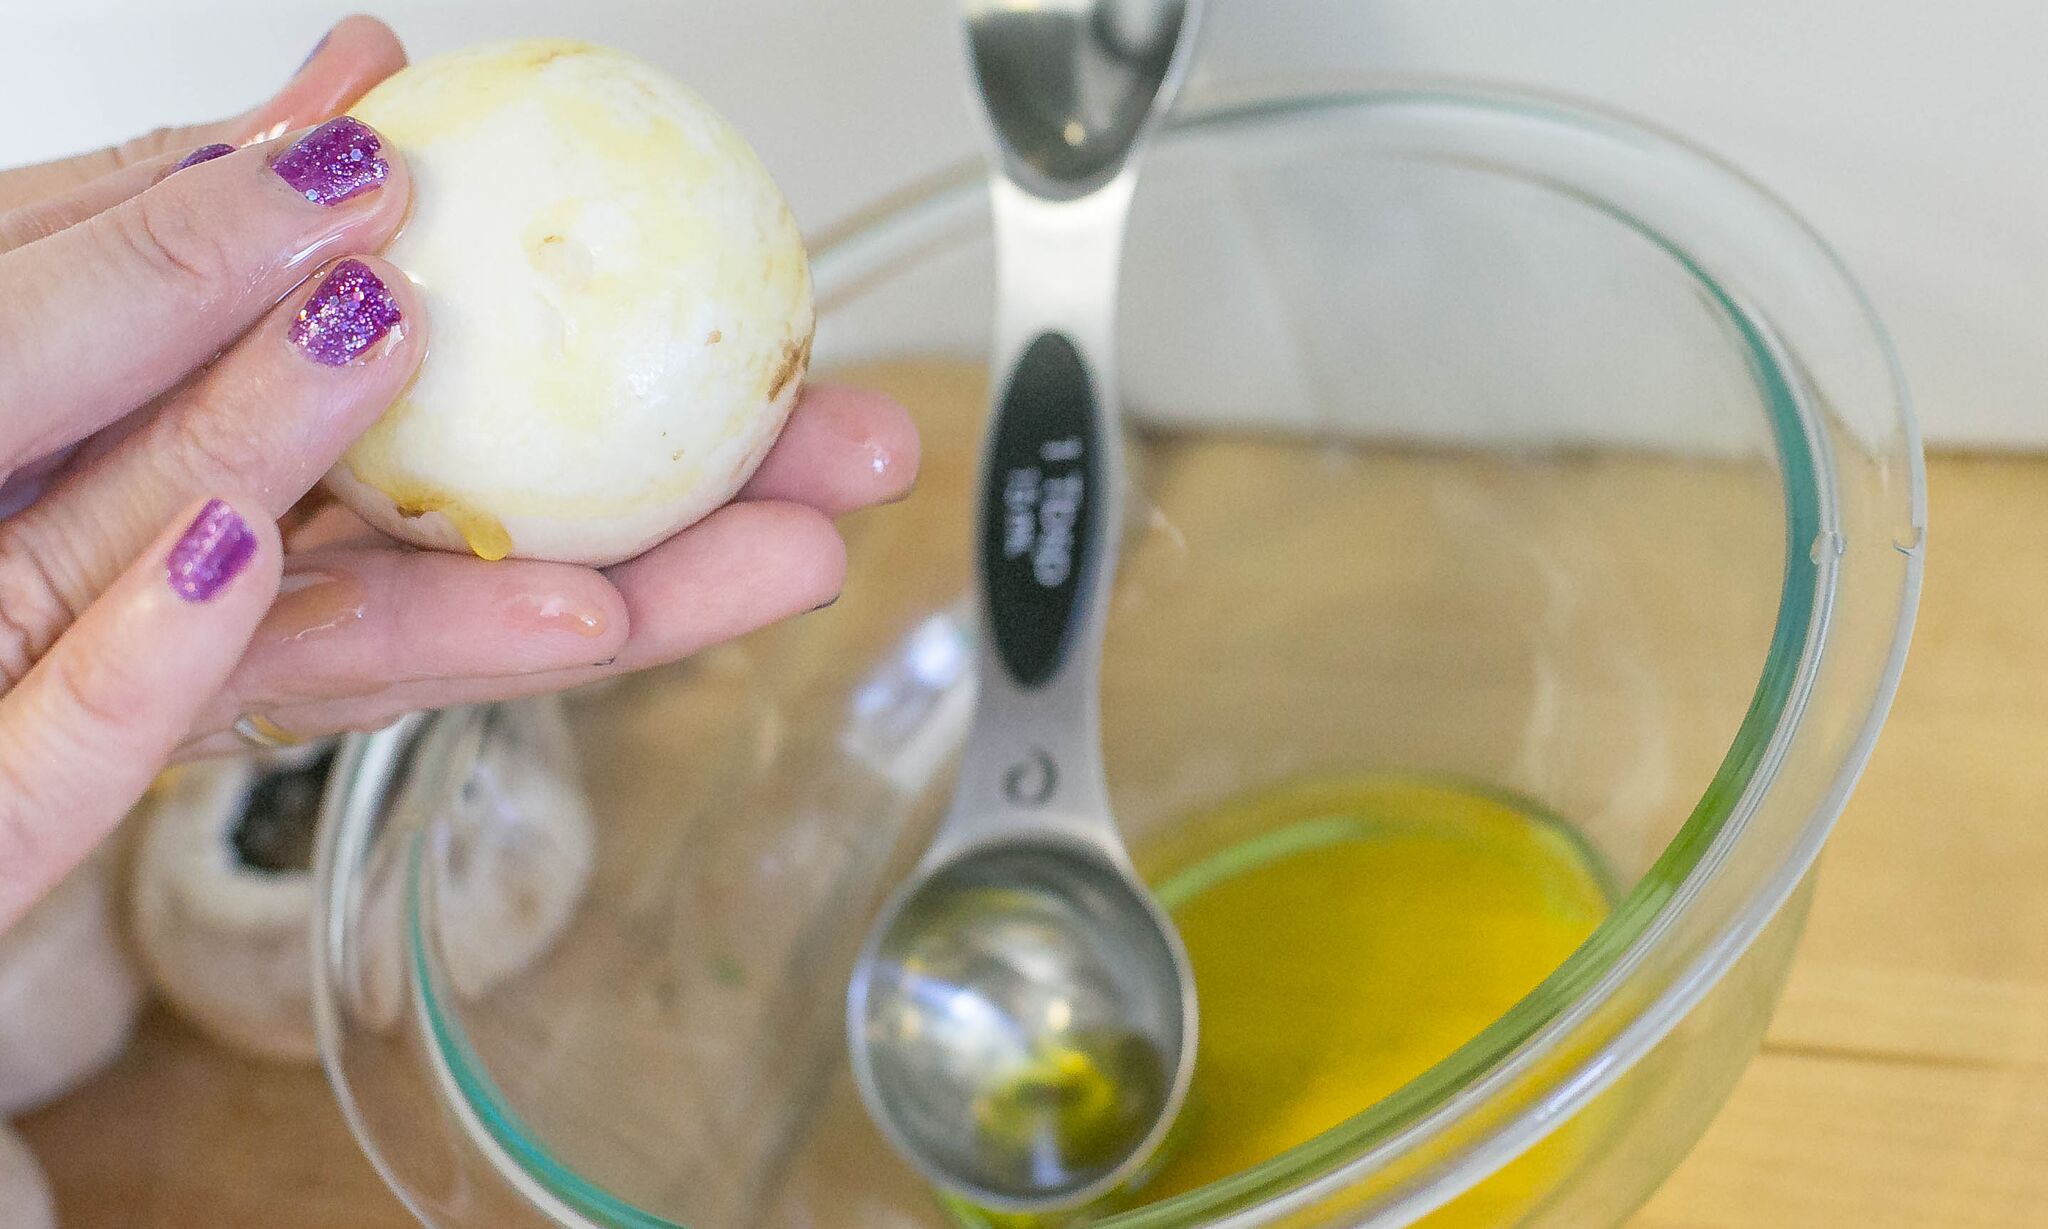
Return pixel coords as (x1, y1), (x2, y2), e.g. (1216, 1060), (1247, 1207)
(290, 259), (402, 365)
(296, 31), (331, 76)
(172, 143), (235, 174)
(271, 116), (387, 206)
(166, 500), (258, 603)
(502, 591), (610, 639)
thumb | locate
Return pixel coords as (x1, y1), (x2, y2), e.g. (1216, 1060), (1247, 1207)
(0, 497), (279, 928)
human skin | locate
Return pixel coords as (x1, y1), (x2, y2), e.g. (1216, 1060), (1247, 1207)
(0, 16), (919, 930)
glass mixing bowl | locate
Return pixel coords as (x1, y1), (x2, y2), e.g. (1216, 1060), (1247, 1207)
(312, 80), (1924, 1229)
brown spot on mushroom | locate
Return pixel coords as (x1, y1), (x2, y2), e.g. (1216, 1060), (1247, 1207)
(706, 329), (722, 344)
(768, 327), (814, 404)
(524, 44), (579, 69)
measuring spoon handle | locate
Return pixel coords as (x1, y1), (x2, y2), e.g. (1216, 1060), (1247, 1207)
(932, 177), (1137, 866)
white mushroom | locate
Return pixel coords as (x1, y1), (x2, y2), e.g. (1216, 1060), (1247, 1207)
(424, 699), (596, 1001)
(327, 39), (814, 566)
(129, 740), (335, 1063)
(0, 855), (144, 1116)
(132, 700), (597, 1061)
(0, 1124), (55, 1229)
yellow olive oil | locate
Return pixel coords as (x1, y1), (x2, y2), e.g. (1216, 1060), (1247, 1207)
(952, 775), (1613, 1228)
(971, 1028), (1171, 1192)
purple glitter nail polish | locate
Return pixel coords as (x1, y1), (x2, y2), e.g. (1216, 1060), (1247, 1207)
(166, 500), (258, 603)
(172, 143), (234, 174)
(290, 259), (402, 365)
(271, 116), (387, 207)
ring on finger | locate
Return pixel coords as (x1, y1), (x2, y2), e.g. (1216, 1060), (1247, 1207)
(230, 712), (306, 751)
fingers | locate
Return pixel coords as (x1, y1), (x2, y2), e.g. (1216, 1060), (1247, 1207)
(177, 389), (912, 747)
(188, 546), (629, 735)
(0, 120), (411, 470)
(166, 381), (910, 752)
(597, 500), (848, 667)
(252, 16), (412, 144)
(0, 256), (423, 666)
(180, 386), (915, 748)
(0, 497), (278, 928)
(0, 16), (407, 214)
(272, 383), (923, 542)
(0, 149), (196, 254)
(737, 385), (920, 515)
(186, 500), (846, 749)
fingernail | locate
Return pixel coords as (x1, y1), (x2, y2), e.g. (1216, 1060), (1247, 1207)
(263, 571), (366, 645)
(271, 116), (387, 206)
(296, 31), (331, 76)
(502, 591), (610, 639)
(172, 143), (235, 174)
(290, 259), (402, 366)
(166, 500), (258, 603)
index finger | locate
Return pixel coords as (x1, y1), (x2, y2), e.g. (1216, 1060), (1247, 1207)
(0, 496), (279, 929)
(0, 117), (412, 468)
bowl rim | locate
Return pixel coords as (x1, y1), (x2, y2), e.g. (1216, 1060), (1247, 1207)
(314, 75), (1927, 1229)
(811, 78), (1926, 1228)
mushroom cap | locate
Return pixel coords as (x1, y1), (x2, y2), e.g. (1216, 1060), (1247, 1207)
(356, 699), (596, 1024)
(327, 39), (814, 566)
(129, 744), (331, 1063)
(133, 703), (597, 1063)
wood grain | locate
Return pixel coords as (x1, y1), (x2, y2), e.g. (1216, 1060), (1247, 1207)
(11, 371), (2025, 1228)
(1632, 456), (2048, 1229)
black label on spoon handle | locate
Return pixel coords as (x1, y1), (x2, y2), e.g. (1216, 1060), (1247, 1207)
(982, 331), (1099, 690)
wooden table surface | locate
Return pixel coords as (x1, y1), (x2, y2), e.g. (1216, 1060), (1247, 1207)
(13, 414), (2040, 1227)
(1630, 455), (2048, 1229)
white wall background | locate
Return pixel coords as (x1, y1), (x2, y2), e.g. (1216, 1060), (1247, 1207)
(5, 1), (2040, 447)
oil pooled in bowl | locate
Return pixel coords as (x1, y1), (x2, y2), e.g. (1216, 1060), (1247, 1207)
(954, 775), (1613, 1228)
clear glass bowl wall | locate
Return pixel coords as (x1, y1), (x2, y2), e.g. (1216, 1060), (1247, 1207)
(313, 82), (1924, 1229)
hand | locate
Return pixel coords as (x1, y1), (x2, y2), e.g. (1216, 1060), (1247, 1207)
(0, 18), (919, 929)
